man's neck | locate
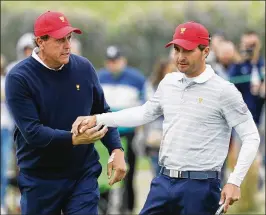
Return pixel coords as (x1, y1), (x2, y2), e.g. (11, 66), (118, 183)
(185, 64), (206, 78)
(37, 52), (63, 70)
(111, 69), (124, 78)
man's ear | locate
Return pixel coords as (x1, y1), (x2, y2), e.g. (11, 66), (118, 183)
(36, 37), (45, 50)
(204, 46), (210, 59)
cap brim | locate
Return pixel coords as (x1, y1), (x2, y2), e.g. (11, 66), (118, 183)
(165, 39), (199, 50)
(106, 56), (120, 61)
(48, 26), (82, 39)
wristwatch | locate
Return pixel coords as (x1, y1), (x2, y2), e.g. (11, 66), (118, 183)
(118, 147), (124, 152)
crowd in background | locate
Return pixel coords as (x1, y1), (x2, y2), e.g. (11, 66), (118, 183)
(1, 27), (265, 214)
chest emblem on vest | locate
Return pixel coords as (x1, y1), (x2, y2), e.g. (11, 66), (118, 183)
(76, 84), (80, 91)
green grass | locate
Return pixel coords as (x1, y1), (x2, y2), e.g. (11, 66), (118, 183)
(94, 137), (151, 193)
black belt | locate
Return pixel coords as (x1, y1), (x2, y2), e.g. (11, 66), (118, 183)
(160, 167), (221, 180)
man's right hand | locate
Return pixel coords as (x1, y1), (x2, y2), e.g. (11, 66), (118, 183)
(72, 123), (108, 145)
(71, 115), (97, 136)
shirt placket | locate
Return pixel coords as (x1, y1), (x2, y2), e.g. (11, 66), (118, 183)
(163, 81), (196, 167)
(181, 81), (195, 102)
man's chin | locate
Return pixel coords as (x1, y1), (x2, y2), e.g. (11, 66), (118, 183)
(178, 69), (187, 74)
(61, 58), (70, 65)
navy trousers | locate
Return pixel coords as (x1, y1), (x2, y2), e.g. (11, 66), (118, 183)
(140, 173), (221, 215)
(17, 162), (102, 215)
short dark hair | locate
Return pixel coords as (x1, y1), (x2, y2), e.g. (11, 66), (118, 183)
(34, 35), (50, 47)
(243, 29), (257, 36)
(198, 44), (207, 51)
(198, 34), (211, 51)
(198, 35), (210, 59)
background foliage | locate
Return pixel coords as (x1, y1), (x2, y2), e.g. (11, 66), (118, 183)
(1, 1), (265, 76)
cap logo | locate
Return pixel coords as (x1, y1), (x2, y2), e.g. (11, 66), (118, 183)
(180, 28), (186, 34)
(59, 16), (65, 22)
(107, 46), (118, 58)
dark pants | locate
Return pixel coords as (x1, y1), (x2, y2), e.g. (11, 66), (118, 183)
(17, 162), (102, 215)
(140, 174), (221, 215)
(120, 132), (136, 212)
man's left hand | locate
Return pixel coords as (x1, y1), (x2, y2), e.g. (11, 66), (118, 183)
(219, 183), (241, 213)
(251, 36), (261, 65)
(107, 148), (127, 186)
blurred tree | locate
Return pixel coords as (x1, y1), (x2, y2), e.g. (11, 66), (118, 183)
(1, 2), (265, 77)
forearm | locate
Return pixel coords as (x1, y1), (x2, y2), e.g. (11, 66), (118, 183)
(227, 119), (260, 187)
(12, 115), (73, 148)
(96, 103), (159, 127)
(101, 127), (122, 155)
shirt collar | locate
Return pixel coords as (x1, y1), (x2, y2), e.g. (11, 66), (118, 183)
(176, 64), (215, 84)
(32, 47), (64, 71)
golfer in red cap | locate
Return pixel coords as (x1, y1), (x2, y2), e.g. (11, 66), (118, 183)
(5, 11), (126, 214)
(72, 21), (260, 215)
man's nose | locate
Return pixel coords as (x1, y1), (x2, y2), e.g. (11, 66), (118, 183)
(65, 39), (71, 48)
(178, 52), (186, 60)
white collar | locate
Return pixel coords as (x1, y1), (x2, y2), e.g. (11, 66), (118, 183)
(32, 47), (64, 71)
(176, 64), (215, 83)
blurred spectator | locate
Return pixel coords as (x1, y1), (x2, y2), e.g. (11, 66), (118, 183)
(97, 45), (146, 214)
(206, 31), (225, 67)
(258, 77), (265, 187)
(228, 30), (265, 126)
(71, 37), (82, 56)
(5, 32), (35, 73)
(213, 40), (241, 80)
(143, 58), (175, 177)
(2, 32), (34, 213)
(228, 30), (265, 194)
(1, 54), (14, 213)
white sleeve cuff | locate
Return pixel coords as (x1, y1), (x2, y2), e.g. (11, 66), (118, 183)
(227, 173), (242, 187)
(96, 113), (118, 127)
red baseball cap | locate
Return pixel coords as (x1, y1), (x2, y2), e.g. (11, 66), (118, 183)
(34, 11), (82, 39)
(165, 21), (210, 50)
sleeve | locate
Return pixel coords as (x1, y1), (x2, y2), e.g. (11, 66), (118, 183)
(5, 74), (73, 148)
(227, 118), (260, 187)
(220, 82), (253, 128)
(90, 65), (122, 155)
(96, 79), (164, 127)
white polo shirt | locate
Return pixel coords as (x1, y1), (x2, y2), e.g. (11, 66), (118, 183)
(156, 65), (251, 172)
(97, 64), (259, 186)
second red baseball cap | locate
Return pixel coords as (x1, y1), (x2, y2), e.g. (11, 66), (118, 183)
(165, 21), (210, 50)
(34, 11), (82, 39)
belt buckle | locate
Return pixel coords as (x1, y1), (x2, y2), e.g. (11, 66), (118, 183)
(169, 170), (181, 178)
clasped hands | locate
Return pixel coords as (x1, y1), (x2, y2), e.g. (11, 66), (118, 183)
(71, 115), (127, 186)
